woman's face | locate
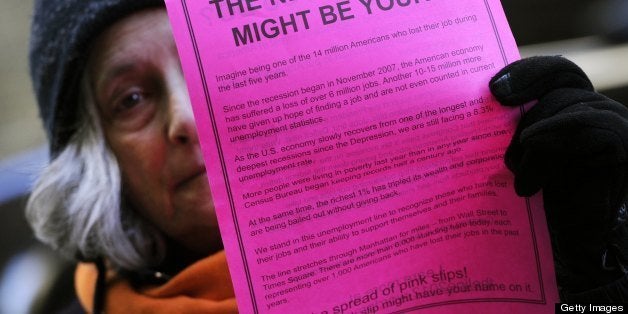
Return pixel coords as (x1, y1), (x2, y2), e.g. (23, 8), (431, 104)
(88, 9), (220, 254)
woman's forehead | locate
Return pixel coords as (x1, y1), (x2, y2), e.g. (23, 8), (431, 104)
(89, 9), (173, 71)
(88, 9), (176, 88)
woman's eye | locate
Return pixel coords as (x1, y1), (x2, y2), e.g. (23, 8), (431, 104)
(116, 90), (145, 112)
(106, 87), (156, 130)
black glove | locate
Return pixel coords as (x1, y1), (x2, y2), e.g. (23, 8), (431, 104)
(489, 56), (628, 298)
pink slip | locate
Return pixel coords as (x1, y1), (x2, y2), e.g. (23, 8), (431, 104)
(164, 0), (559, 312)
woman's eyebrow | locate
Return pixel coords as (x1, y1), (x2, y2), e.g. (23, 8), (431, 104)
(99, 62), (137, 87)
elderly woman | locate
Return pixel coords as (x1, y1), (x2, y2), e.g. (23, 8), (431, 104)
(28, 1), (234, 312)
(26, 0), (628, 312)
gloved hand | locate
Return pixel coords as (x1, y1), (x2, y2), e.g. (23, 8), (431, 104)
(489, 56), (628, 298)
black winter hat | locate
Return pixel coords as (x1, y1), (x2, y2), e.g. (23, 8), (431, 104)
(29, 0), (164, 157)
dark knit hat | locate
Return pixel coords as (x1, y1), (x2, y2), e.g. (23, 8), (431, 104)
(29, 0), (164, 157)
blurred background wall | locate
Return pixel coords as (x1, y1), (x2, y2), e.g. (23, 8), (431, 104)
(0, 0), (627, 312)
(0, 0), (61, 313)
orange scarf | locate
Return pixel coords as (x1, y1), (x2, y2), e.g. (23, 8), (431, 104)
(75, 251), (238, 313)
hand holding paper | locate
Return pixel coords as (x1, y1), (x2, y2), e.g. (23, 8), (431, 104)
(491, 56), (628, 296)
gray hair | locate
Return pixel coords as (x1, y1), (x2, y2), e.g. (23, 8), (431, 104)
(26, 75), (165, 271)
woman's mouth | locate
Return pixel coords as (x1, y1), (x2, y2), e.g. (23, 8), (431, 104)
(174, 168), (207, 191)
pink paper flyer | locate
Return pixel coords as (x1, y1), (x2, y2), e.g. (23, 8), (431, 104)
(164, 0), (559, 312)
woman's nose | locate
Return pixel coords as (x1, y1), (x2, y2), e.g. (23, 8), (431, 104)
(166, 75), (199, 146)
